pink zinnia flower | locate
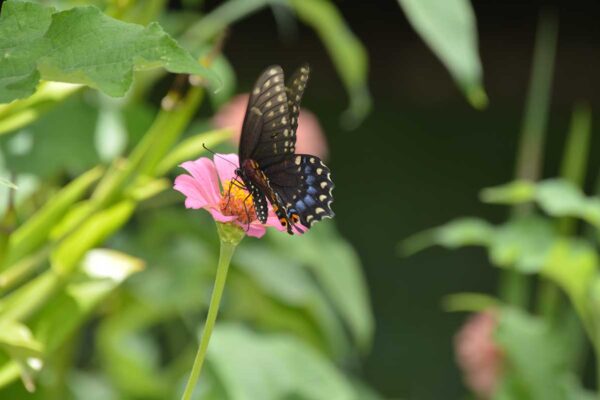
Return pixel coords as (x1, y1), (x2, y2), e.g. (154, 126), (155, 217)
(454, 311), (504, 399)
(213, 94), (329, 160)
(173, 153), (284, 238)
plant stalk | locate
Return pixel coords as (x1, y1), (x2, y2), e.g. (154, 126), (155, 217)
(181, 238), (237, 400)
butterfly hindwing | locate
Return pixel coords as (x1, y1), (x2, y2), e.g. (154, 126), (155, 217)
(266, 155), (334, 229)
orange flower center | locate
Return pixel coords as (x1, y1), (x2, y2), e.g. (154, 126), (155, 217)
(219, 180), (256, 224)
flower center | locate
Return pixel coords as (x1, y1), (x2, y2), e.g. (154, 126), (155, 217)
(219, 180), (256, 224)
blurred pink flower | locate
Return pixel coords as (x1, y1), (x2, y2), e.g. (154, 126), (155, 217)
(213, 94), (329, 160)
(454, 311), (503, 399)
(173, 153), (284, 238)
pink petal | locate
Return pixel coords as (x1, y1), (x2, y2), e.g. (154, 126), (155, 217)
(174, 175), (212, 209)
(243, 222), (267, 238)
(179, 158), (221, 204)
(214, 153), (240, 186)
(208, 208), (238, 223)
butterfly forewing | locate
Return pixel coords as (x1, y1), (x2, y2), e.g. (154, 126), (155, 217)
(239, 66), (294, 166)
(286, 63), (310, 135)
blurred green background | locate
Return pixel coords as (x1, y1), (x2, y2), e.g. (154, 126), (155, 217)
(2, 0), (600, 399)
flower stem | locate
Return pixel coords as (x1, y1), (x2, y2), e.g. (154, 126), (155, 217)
(181, 237), (237, 400)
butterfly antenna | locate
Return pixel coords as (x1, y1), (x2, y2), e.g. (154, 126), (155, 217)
(202, 143), (239, 168)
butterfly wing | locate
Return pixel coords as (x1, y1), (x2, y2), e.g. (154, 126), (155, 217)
(239, 66), (294, 166)
(286, 63), (310, 136)
(265, 154), (334, 229)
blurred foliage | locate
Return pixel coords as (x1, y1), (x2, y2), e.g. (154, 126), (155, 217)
(397, 0), (487, 108)
(0, 0), (385, 398)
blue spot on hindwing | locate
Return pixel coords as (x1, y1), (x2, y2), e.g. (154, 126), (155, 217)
(295, 201), (307, 212)
(304, 165), (312, 174)
(306, 174), (316, 184)
(303, 195), (316, 207)
(307, 186), (317, 195)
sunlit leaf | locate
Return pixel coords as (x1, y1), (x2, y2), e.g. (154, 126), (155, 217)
(4, 166), (103, 265)
(0, 82), (81, 136)
(0, 178), (17, 190)
(0, 321), (43, 392)
(397, 0), (487, 108)
(0, 1), (220, 103)
(50, 201), (135, 274)
(32, 249), (144, 353)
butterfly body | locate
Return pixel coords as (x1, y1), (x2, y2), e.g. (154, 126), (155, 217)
(236, 64), (335, 234)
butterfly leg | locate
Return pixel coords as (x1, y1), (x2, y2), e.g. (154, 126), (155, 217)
(224, 176), (248, 210)
(241, 192), (253, 232)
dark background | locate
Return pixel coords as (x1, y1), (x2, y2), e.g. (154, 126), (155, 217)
(209, 1), (600, 398)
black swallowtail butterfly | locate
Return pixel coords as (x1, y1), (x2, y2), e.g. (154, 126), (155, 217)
(234, 64), (335, 234)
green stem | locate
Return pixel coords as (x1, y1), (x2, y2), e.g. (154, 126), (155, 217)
(500, 10), (558, 308)
(181, 237), (237, 400)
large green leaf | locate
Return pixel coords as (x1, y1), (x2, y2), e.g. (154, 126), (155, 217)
(269, 223), (374, 350)
(206, 324), (355, 400)
(397, 0), (486, 108)
(0, 1), (220, 103)
(231, 245), (350, 358)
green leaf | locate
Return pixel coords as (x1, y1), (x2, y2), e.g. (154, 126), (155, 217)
(289, 0), (371, 127)
(0, 321), (42, 359)
(269, 223), (374, 350)
(480, 180), (536, 205)
(0, 178), (17, 190)
(0, 1), (220, 103)
(207, 324), (355, 400)
(0, 321), (43, 393)
(401, 217), (493, 255)
(4, 166), (103, 266)
(536, 179), (587, 217)
(489, 216), (555, 273)
(541, 238), (597, 318)
(231, 245), (350, 357)
(397, 0), (486, 108)
(50, 201), (135, 275)
(32, 249), (144, 353)
(0, 82), (81, 136)
(495, 308), (586, 400)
